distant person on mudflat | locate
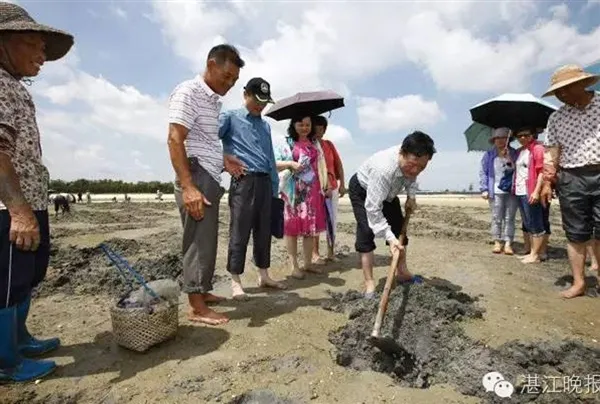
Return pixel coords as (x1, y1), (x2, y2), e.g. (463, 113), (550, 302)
(348, 131), (436, 298)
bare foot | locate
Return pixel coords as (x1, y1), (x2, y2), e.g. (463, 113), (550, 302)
(258, 276), (287, 290)
(231, 279), (247, 300)
(560, 284), (586, 299)
(365, 280), (376, 295)
(312, 255), (326, 265)
(188, 308), (229, 325)
(396, 266), (413, 282)
(203, 293), (227, 304)
(492, 242), (502, 254)
(304, 265), (324, 274)
(521, 255), (541, 264)
(291, 268), (305, 279)
(503, 244), (514, 255)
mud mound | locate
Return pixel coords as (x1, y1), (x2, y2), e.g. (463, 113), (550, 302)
(36, 238), (186, 298)
(324, 278), (600, 403)
(229, 390), (299, 404)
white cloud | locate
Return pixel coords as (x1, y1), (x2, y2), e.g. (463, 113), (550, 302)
(33, 49), (168, 182)
(34, 50), (167, 143)
(356, 95), (444, 134)
(152, 0), (600, 96)
(110, 6), (127, 20)
(550, 4), (569, 21)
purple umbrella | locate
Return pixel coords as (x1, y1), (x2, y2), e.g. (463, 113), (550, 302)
(265, 90), (344, 121)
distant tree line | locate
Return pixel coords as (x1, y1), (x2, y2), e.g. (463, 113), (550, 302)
(49, 179), (175, 194)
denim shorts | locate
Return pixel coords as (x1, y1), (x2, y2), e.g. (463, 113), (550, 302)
(517, 195), (550, 236)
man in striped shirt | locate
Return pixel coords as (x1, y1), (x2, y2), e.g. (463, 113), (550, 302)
(167, 44), (246, 326)
(348, 131), (436, 298)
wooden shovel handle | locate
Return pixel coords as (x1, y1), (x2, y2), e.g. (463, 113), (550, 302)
(371, 208), (412, 338)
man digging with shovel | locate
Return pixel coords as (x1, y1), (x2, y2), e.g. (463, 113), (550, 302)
(348, 131), (436, 299)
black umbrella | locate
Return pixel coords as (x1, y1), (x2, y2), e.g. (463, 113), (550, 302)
(469, 93), (558, 130)
(265, 90), (344, 121)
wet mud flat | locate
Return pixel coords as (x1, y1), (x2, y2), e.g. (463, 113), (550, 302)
(323, 278), (600, 403)
(37, 237), (227, 299)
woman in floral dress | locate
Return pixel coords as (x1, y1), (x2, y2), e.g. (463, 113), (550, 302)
(275, 116), (327, 279)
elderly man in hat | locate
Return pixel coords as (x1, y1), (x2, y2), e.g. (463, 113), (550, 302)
(219, 77), (286, 300)
(0, 2), (74, 382)
(168, 44), (246, 326)
(540, 64), (600, 298)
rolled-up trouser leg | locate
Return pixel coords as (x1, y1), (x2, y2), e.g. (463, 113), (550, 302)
(174, 159), (224, 294)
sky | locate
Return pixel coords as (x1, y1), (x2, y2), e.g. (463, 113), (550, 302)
(12, 0), (600, 191)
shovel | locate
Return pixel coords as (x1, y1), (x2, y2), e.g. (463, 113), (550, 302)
(368, 208), (413, 355)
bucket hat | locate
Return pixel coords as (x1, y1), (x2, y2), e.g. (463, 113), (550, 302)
(542, 64), (599, 98)
(0, 2), (74, 61)
(488, 127), (510, 143)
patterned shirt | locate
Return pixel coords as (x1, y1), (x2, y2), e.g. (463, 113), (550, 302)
(0, 67), (49, 211)
(168, 75), (224, 183)
(356, 145), (418, 242)
(544, 91), (600, 169)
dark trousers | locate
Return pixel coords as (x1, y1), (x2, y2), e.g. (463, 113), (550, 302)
(0, 210), (50, 309)
(174, 159), (224, 294)
(348, 174), (408, 253)
(556, 165), (600, 243)
(227, 173), (272, 275)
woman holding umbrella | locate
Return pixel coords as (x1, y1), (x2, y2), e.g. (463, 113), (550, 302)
(513, 127), (550, 264)
(479, 128), (518, 255)
(275, 116), (328, 279)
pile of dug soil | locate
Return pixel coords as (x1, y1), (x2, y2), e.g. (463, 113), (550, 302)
(324, 278), (600, 403)
(36, 238), (187, 298)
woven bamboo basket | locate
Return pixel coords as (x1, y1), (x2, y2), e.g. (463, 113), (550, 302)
(110, 300), (178, 352)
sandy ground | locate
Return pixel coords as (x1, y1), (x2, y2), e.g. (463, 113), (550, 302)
(1, 196), (598, 404)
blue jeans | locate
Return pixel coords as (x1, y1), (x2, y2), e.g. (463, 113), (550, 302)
(517, 196), (550, 236)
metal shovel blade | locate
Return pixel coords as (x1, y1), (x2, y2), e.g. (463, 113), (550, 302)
(368, 334), (405, 356)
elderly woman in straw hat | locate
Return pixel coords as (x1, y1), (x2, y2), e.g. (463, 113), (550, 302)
(479, 127), (518, 255)
(540, 64), (600, 298)
(0, 2), (74, 382)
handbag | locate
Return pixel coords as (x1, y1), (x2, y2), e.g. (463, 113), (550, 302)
(498, 168), (514, 192)
(271, 197), (284, 239)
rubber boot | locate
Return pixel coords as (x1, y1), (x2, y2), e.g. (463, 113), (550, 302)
(0, 305), (56, 384)
(17, 295), (60, 357)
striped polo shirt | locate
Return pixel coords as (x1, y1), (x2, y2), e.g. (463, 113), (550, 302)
(168, 75), (224, 183)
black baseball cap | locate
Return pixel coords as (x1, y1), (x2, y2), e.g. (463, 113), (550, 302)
(244, 77), (274, 103)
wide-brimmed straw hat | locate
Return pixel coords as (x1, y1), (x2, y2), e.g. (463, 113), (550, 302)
(0, 2), (74, 61)
(542, 64), (599, 98)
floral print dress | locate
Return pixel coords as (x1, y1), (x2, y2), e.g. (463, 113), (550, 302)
(275, 138), (326, 237)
